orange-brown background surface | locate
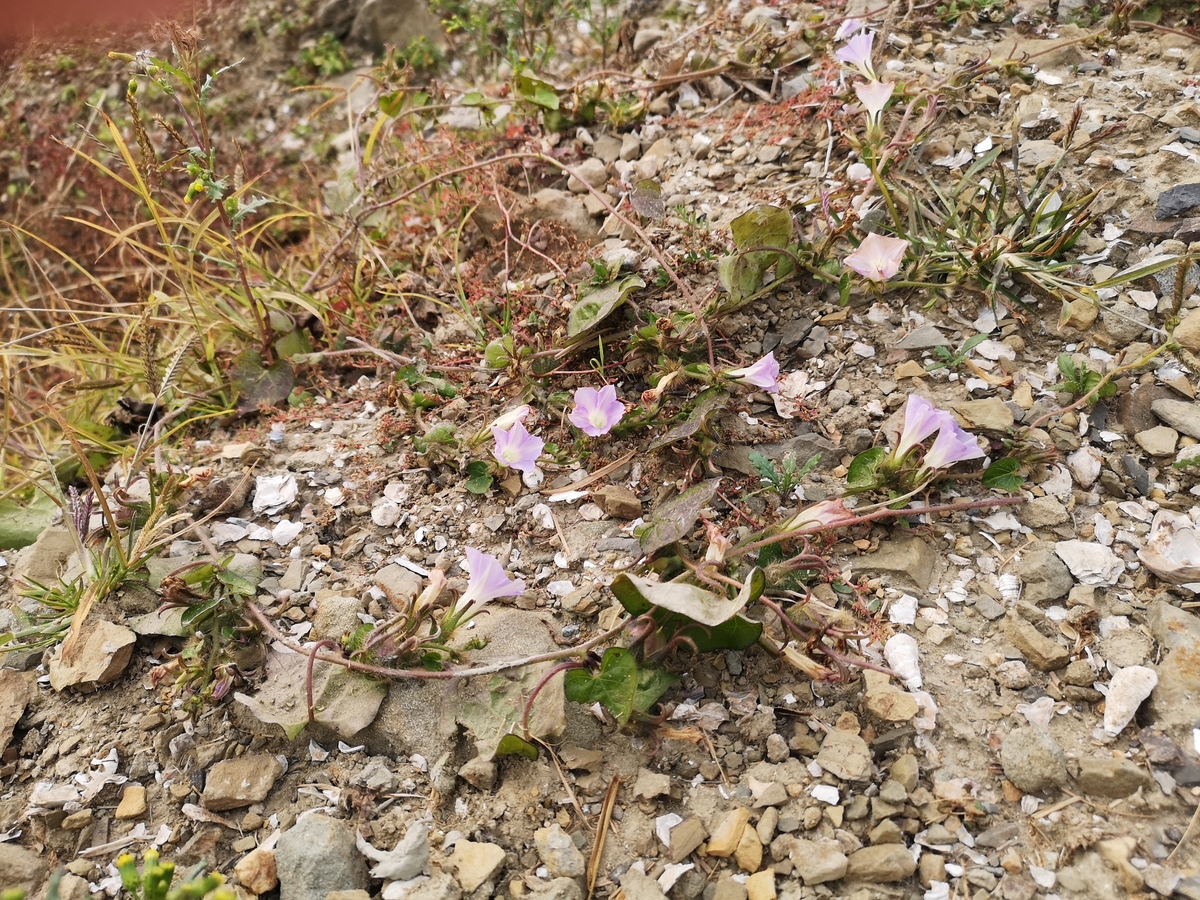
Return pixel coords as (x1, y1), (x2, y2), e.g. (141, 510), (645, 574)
(0, 0), (201, 45)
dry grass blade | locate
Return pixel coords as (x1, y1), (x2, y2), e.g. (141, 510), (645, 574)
(587, 775), (621, 899)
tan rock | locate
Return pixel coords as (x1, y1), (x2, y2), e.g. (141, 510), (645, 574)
(705, 808), (751, 858)
(733, 826), (763, 873)
(48, 620), (136, 691)
(1174, 307), (1200, 354)
(234, 848), (278, 895)
(745, 869), (775, 900)
(593, 485), (641, 519)
(115, 784), (146, 819)
(448, 840), (506, 892)
(862, 670), (919, 722)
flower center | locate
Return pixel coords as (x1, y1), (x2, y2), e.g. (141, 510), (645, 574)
(589, 409), (608, 428)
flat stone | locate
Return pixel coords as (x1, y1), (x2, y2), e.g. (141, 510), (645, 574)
(593, 485), (641, 519)
(399, 873), (461, 900)
(1004, 612), (1069, 671)
(974, 593), (1007, 620)
(374, 564), (424, 605)
(47, 620), (136, 691)
(975, 823), (1021, 848)
(1017, 495), (1069, 529)
(1136, 426), (1179, 457)
(1101, 300), (1150, 344)
(712, 874), (746, 900)
(633, 768), (671, 799)
(620, 133), (642, 161)
(669, 816), (708, 862)
(1175, 307), (1200, 354)
(1146, 603), (1200, 736)
(534, 824), (585, 878)
(952, 397), (1014, 431)
(0, 844), (48, 897)
(1000, 726), (1070, 794)
(1054, 540), (1123, 586)
(1156, 183), (1200, 219)
(789, 839), (848, 885)
(311, 594), (365, 641)
(845, 845), (917, 882)
(202, 754), (284, 811)
(705, 808), (751, 858)
(1152, 399), (1200, 439)
(744, 870), (775, 900)
(115, 784), (146, 819)
(863, 670), (919, 721)
(448, 841), (506, 892)
(1075, 757), (1153, 798)
(895, 323), (946, 350)
(0, 669), (30, 755)
(620, 868), (669, 900)
(854, 535), (936, 592)
(815, 728), (872, 780)
(995, 660), (1034, 690)
(734, 825), (763, 872)
(277, 816), (367, 900)
(592, 136), (622, 164)
(568, 158), (608, 193)
(528, 879), (581, 900)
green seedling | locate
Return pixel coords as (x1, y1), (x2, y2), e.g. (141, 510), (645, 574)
(926, 334), (988, 372)
(749, 450), (821, 499)
(1050, 353), (1116, 404)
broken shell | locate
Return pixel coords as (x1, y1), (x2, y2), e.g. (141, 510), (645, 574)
(884, 634), (922, 691)
(1066, 446), (1102, 489)
(1104, 665), (1158, 736)
(996, 573), (1021, 604)
(1138, 510), (1200, 585)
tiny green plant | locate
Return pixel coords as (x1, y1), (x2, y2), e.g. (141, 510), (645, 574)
(749, 450), (821, 499)
(115, 850), (234, 900)
(925, 334), (988, 372)
(1050, 353), (1116, 403)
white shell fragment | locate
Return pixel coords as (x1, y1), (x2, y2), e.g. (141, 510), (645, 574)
(253, 473), (298, 515)
(1066, 446), (1102, 489)
(1139, 510), (1200, 584)
(1054, 540), (1124, 586)
(884, 634), (922, 691)
(1104, 665), (1158, 736)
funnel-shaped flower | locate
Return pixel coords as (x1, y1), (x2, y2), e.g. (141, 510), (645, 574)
(836, 30), (875, 79)
(491, 421), (545, 474)
(892, 395), (948, 462)
(834, 17), (865, 40)
(922, 418), (984, 471)
(844, 232), (909, 283)
(855, 79), (894, 128)
(727, 352), (780, 393)
(453, 548), (525, 619)
(569, 385), (625, 437)
(782, 498), (851, 534)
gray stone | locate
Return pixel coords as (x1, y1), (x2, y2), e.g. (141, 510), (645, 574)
(375, 564), (424, 605)
(789, 839), (848, 884)
(1146, 602), (1200, 736)
(529, 878), (583, 900)
(202, 754), (284, 811)
(0, 844), (47, 897)
(47, 620), (137, 691)
(349, 0), (443, 54)
(1003, 612), (1069, 671)
(568, 158), (608, 194)
(10, 524), (76, 586)
(621, 868), (670, 900)
(1152, 399), (1200, 439)
(277, 816), (368, 900)
(1135, 426), (1179, 457)
(1101, 300), (1150, 344)
(854, 535), (936, 592)
(995, 660), (1034, 690)
(0, 670), (30, 755)
(712, 434), (838, 477)
(632, 28), (667, 54)
(974, 593), (1006, 620)
(975, 823), (1021, 848)
(1000, 726), (1070, 793)
(592, 136), (622, 164)
(457, 756), (497, 791)
(1075, 757), (1153, 798)
(895, 324), (946, 350)
(845, 845), (916, 882)
(1156, 183), (1200, 219)
(534, 824), (586, 878)
(1017, 495), (1069, 529)
(633, 768), (671, 799)
(620, 133), (642, 161)
(312, 593), (366, 641)
(1175, 307), (1200, 354)
(815, 728), (872, 780)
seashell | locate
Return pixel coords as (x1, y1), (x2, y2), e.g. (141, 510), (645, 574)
(1139, 510), (1200, 585)
(1016, 696), (1056, 727)
(1104, 665), (1158, 736)
(1066, 446), (1102, 489)
(884, 634), (922, 691)
(996, 573), (1021, 604)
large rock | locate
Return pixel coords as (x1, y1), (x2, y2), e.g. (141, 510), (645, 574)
(347, 0), (443, 55)
(1004, 612), (1069, 671)
(1075, 758), (1153, 798)
(48, 620), (136, 691)
(845, 845), (916, 882)
(1146, 602), (1200, 735)
(277, 815), (368, 900)
(853, 535), (936, 592)
(202, 754), (284, 811)
(0, 844), (48, 897)
(1000, 726), (1070, 794)
(9, 524), (76, 584)
(1012, 545), (1074, 603)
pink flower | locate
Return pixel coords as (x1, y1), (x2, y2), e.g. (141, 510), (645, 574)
(893, 395), (948, 461)
(834, 17), (865, 40)
(854, 79), (893, 128)
(568, 385), (625, 437)
(844, 232), (909, 283)
(922, 419), (984, 470)
(454, 547), (526, 618)
(491, 420), (545, 474)
(727, 352), (780, 393)
(836, 30), (875, 79)
(782, 499), (851, 533)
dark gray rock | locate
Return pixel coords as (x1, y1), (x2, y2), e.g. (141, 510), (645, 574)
(1156, 183), (1200, 220)
(277, 815), (369, 900)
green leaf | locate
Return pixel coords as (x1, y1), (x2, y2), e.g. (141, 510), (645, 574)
(730, 204), (793, 252)
(638, 477), (722, 555)
(230, 349), (295, 411)
(615, 570), (754, 627)
(682, 614), (762, 652)
(630, 179), (664, 219)
(0, 491), (58, 550)
(563, 648), (675, 726)
(514, 69), (560, 110)
(648, 388), (728, 452)
(846, 447), (887, 492)
(567, 274), (645, 338)
(466, 474), (493, 494)
(483, 336), (513, 369)
(495, 733), (539, 760)
(717, 205), (795, 308)
(982, 457), (1024, 491)
(749, 450), (777, 483)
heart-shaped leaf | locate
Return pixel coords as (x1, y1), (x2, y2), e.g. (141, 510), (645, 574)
(846, 447), (887, 492)
(568, 274), (645, 338)
(630, 179), (664, 219)
(563, 648), (675, 726)
(648, 388), (728, 451)
(638, 477), (721, 555)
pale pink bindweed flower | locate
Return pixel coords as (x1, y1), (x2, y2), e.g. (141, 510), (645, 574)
(922, 418), (985, 470)
(836, 30), (875, 79)
(834, 17), (865, 40)
(491, 420), (545, 474)
(568, 385), (625, 437)
(854, 79), (894, 128)
(782, 498), (851, 534)
(450, 548), (526, 624)
(727, 352), (780, 393)
(844, 232), (909, 283)
(892, 395), (949, 462)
